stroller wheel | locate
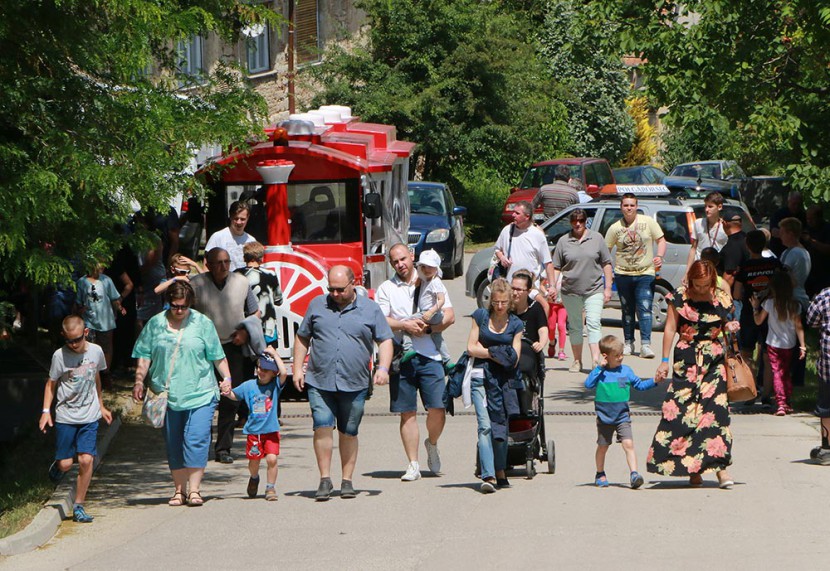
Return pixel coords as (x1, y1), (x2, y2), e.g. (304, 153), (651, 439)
(547, 439), (556, 474)
(526, 459), (536, 479)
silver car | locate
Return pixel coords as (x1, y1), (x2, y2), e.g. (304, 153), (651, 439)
(465, 197), (754, 330)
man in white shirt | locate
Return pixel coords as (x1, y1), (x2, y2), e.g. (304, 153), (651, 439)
(377, 244), (455, 482)
(493, 201), (556, 288)
(205, 201), (256, 271)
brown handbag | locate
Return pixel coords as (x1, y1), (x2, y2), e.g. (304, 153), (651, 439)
(721, 329), (757, 402)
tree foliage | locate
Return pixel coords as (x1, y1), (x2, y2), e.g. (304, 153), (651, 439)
(0, 1), (274, 287)
(307, 0), (572, 239)
(538, 0), (634, 164)
(621, 96), (658, 167)
(586, 0), (830, 200)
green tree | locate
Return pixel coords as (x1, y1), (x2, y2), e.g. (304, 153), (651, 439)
(587, 0), (830, 200)
(0, 1), (274, 287)
(538, 0), (635, 165)
(307, 0), (570, 239)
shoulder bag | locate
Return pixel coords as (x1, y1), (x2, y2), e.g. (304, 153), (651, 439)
(721, 328), (757, 402)
(142, 326), (184, 428)
(488, 224), (514, 281)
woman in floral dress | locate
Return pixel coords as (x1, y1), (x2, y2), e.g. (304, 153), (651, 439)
(647, 260), (740, 488)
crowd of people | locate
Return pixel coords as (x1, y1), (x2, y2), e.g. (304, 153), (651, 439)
(35, 189), (830, 522)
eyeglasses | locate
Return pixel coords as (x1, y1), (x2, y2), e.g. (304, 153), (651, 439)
(169, 303), (190, 311)
(65, 333), (86, 345)
(327, 281), (354, 294)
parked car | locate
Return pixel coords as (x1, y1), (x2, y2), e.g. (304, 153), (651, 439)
(501, 158), (616, 224)
(613, 165), (666, 185)
(407, 181), (467, 279)
(466, 195), (754, 330)
(663, 160), (750, 201)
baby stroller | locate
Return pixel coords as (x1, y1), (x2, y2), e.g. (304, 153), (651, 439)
(475, 350), (555, 479)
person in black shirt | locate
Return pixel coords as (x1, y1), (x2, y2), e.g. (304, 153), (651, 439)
(510, 270), (549, 382)
(719, 215), (749, 296)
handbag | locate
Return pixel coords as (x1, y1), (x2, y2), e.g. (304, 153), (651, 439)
(721, 329), (756, 402)
(142, 326), (184, 428)
(488, 224), (514, 281)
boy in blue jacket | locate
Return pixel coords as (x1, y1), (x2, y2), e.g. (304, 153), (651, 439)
(584, 334), (660, 489)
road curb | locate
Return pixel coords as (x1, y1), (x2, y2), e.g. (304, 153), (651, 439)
(0, 415), (122, 556)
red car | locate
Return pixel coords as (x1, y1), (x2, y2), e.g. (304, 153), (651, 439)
(501, 157), (617, 224)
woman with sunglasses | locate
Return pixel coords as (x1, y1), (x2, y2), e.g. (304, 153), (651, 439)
(132, 281), (232, 506)
(466, 278), (523, 493)
(550, 208), (614, 372)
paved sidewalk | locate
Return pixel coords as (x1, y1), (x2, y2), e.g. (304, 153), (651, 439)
(2, 256), (828, 568)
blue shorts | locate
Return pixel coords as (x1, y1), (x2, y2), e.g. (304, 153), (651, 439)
(390, 354), (446, 413)
(55, 421), (99, 460)
(307, 386), (367, 436)
(164, 398), (217, 470)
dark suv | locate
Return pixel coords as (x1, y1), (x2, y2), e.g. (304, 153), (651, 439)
(501, 158), (616, 224)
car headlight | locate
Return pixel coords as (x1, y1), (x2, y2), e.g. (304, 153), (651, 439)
(426, 228), (450, 243)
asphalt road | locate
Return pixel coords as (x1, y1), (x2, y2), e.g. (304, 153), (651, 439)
(2, 254), (828, 569)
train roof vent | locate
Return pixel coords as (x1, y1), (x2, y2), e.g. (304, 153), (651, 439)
(318, 105), (353, 122)
(289, 113), (325, 127)
(279, 119), (316, 136)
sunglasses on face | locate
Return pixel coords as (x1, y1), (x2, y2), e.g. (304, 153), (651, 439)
(327, 281), (354, 294)
(65, 333), (86, 345)
(571, 218), (587, 224)
(173, 268), (189, 275)
(169, 303), (190, 311)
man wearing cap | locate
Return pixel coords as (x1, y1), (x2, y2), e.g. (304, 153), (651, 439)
(719, 214), (749, 298)
(293, 265), (393, 501)
(377, 243), (456, 482)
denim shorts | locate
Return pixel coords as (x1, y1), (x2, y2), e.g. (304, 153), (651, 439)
(389, 354), (446, 413)
(55, 421), (98, 460)
(307, 386), (368, 436)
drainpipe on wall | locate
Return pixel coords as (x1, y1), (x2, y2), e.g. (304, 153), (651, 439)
(287, 0), (295, 114)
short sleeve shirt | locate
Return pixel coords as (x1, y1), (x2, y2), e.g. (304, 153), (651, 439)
(514, 300), (547, 344)
(762, 298), (797, 349)
(297, 294), (394, 391)
(49, 343), (105, 424)
(552, 229), (613, 296)
(604, 214), (664, 276)
(780, 247), (811, 311)
(719, 231), (749, 274)
(495, 224), (552, 281)
(693, 218), (728, 257)
(75, 275), (121, 331)
(419, 276), (448, 313)
(471, 308), (523, 366)
(377, 273), (453, 360)
(735, 257), (782, 303)
(233, 379), (282, 435)
(132, 310), (225, 411)
(205, 227), (256, 272)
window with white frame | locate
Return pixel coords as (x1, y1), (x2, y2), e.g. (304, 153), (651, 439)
(177, 35), (203, 82)
(245, 24), (270, 74)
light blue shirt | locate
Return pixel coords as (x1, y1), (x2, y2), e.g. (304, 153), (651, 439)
(76, 275), (120, 331)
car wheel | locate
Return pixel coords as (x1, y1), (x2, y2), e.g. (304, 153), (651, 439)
(453, 252), (464, 278)
(652, 284), (671, 332)
(475, 278), (491, 310)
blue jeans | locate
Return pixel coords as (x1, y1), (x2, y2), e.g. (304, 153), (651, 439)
(615, 274), (655, 345)
(472, 382), (507, 480)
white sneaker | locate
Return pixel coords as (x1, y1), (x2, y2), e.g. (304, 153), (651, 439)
(424, 438), (441, 474)
(623, 342), (633, 356)
(401, 462), (421, 481)
(640, 344), (655, 359)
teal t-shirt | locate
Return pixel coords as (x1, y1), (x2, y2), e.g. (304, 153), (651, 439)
(132, 309), (225, 411)
(76, 275), (120, 331)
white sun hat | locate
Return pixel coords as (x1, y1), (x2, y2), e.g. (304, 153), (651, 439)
(416, 250), (443, 278)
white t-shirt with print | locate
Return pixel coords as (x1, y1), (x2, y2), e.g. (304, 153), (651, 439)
(49, 343), (105, 424)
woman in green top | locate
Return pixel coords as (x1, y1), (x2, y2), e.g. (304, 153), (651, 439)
(132, 281), (230, 507)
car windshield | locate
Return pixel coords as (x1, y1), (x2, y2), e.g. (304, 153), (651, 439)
(670, 163), (723, 179)
(519, 165), (584, 189)
(613, 169), (640, 183)
(408, 186), (447, 216)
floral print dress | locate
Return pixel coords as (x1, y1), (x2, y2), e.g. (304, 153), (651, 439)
(647, 286), (734, 477)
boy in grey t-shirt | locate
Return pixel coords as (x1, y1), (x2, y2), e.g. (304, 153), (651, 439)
(39, 315), (112, 523)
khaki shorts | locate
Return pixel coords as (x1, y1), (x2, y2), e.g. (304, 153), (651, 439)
(596, 420), (633, 446)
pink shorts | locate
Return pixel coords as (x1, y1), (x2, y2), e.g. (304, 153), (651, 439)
(245, 432), (280, 459)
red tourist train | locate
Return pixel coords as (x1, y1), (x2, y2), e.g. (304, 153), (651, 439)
(198, 106), (415, 365)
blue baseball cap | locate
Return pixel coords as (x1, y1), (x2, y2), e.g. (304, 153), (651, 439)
(258, 353), (279, 372)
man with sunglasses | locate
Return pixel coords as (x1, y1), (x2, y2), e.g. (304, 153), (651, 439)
(293, 265), (393, 500)
(377, 243), (456, 482)
(191, 247), (260, 463)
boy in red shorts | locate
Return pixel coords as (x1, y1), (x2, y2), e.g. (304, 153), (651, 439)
(221, 349), (287, 500)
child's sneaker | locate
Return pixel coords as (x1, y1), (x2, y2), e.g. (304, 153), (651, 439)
(264, 487), (278, 501)
(48, 461), (65, 484)
(630, 471), (644, 489)
(557, 351), (567, 361)
(247, 476), (260, 498)
(400, 350), (417, 364)
(73, 505), (94, 523)
(595, 472), (609, 488)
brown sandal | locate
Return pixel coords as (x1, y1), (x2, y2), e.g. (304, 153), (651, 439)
(689, 474), (703, 487)
(187, 491), (204, 506)
(168, 491), (186, 506)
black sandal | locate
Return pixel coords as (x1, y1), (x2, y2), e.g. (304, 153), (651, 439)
(168, 491), (186, 506)
(187, 491), (204, 506)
